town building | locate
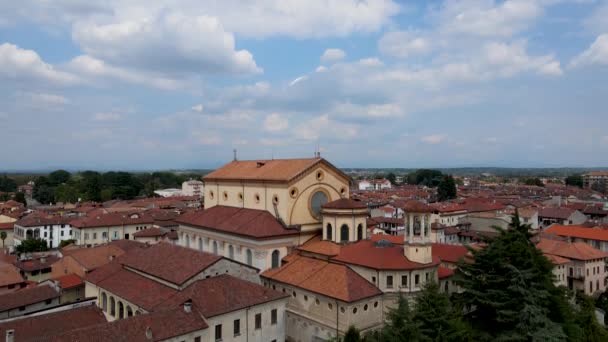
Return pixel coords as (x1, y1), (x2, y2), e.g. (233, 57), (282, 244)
(13, 214), (72, 249)
(182, 179), (204, 197)
(538, 207), (587, 229)
(537, 238), (608, 296)
(0, 262), (26, 295)
(14, 254), (59, 282)
(0, 284), (61, 319)
(358, 179), (392, 191)
(70, 211), (155, 246)
(583, 171), (608, 193)
(544, 224), (608, 252)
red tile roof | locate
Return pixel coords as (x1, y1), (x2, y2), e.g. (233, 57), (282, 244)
(71, 211), (155, 228)
(0, 304), (107, 341)
(438, 266), (455, 279)
(538, 207), (577, 220)
(155, 275), (288, 317)
(204, 158), (348, 183)
(61, 244), (127, 271)
(401, 200), (434, 213)
(0, 284), (59, 311)
(133, 227), (166, 238)
(431, 243), (468, 264)
(297, 236), (343, 256)
(545, 224), (608, 242)
(119, 243), (223, 286)
(261, 254), (381, 302)
(53, 273), (84, 289)
(370, 234), (404, 245)
(537, 238), (608, 261)
(15, 255), (60, 272)
(543, 253), (570, 265)
(90, 267), (177, 311)
(322, 198), (367, 210)
(0, 263), (24, 287)
(176, 206), (300, 240)
(45, 307), (208, 342)
(0, 222), (13, 230)
(332, 240), (440, 270)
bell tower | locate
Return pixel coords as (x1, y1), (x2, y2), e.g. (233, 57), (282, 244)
(402, 202), (433, 264)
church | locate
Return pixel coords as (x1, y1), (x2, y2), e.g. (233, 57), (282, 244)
(175, 156), (457, 340)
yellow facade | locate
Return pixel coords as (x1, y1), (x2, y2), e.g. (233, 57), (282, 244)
(204, 161), (350, 235)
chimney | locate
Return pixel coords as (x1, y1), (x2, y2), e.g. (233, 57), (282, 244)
(6, 329), (14, 342)
(109, 255), (115, 262)
(256, 161), (265, 168)
(40, 256), (46, 264)
(183, 299), (192, 313)
(145, 327), (153, 340)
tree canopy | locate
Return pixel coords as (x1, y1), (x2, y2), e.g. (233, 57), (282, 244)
(0, 175), (17, 192)
(564, 174), (583, 188)
(407, 169), (443, 187)
(437, 175), (457, 201)
(15, 238), (49, 253)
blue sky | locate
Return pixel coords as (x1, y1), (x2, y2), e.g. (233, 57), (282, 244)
(1, 0), (608, 170)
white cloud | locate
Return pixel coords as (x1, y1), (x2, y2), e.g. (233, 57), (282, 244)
(570, 34), (608, 67)
(0, 43), (77, 84)
(421, 134), (447, 144)
(321, 48), (346, 63)
(193, 132), (222, 145)
(18, 92), (70, 106)
(72, 11), (261, 77)
(192, 104), (204, 112)
(294, 115), (358, 142)
(66, 55), (184, 90)
(289, 76), (309, 87)
(584, 2), (608, 35)
(482, 41), (563, 76)
(93, 112), (122, 121)
(264, 113), (289, 132)
(332, 102), (405, 119)
(379, 31), (431, 58)
(433, 0), (544, 37)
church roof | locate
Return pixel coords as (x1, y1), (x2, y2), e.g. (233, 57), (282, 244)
(322, 198), (367, 210)
(203, 157), (348, 183)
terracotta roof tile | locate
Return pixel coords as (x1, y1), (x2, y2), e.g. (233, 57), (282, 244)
(0, 284), (59, 311)
(204, 158), (342, 183)
(0, 222), (13, 230)
(155, 275), (288, 317)
(332, 240), (440, 270)
(262, 255), (381, 302)
(61, 244), (127, 271)
(545, 224), (608, 242)
(400, 200), (434, 213)
(119, 243), (222, 286)
(176, 206), (299, 239)
(537, 238), (608, 261)
(0, 262), (24, 287)
(538, 207), (577, 220)
(15, 255), (59, 272)
(44, 307), (208, 342)
(297, 236), (342, 256)
(0, 304), (107, 341)
(431, 243), (468, 264)
(322, 198), (367, 210)
(438, 266), (455, 279)
(53, 273), (84, 289)
(133, 227), (166, 238)
(543, 253), (570, 265)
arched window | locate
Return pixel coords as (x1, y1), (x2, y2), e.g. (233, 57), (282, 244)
(127, 306), (133, 317)
(198, 238), (203, 251)
(185, 235), (190, 248)
(271, 250), (280, 269)
(109, 297), (116, 316)
(229, 245), (234, 259)
(101, 292), (107, 312)
(310, 191), (329, 219)
(247, 249), (253, 266)
(213, 241), (218, 255)
(118, 302), (124, 319)
(326, 223), (333, 241)
(340, 225), (349, 242)
(357, 224), (363, 241)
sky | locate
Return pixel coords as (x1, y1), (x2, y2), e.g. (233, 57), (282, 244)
(1, 0), (608, 171)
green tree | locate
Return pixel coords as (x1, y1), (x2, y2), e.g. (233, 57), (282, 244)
(523, 177), (544, 187)
(412, 282), (470, 341)
(0, 175), (17, 192)
(59, 239), (77, 248)
(437, 175), (457, 201)
(33, 177), (55, 204)
(575, 295), (608, 341)
(386, 172), (397, 185)
(15, 238), (48, 253)
(14, 192), (27, 206)
(454, 213), (575, 341)
(564, 174), (584, 188)
(48, 169), (71, 186)
(343, 326), (361, 342)
(55, 183), (79, 203)
(382, 295), (423, 341)
(0, 231), (6, 248)
(408, 169), (443, 187)
(80, 171), (102, 202)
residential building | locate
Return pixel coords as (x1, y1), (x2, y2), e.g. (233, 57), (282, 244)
(0, 263), (26, 295)
(153, 188), (183, 197)
(544, 224), (608, 252)
(14, 254), (59, 282)
(182, 179), (204, 197)
(537, 238), (608, 296)
(358, 179), (392, 191)
(70, 212), (155, 246)
(538, 207), (587, 229)
(84, 242), (288, 341)
(0, 284), (61, 319)
(583, 171), (608, 193)
(51, 243), (132, 278)
(430, 204), (468, 226)
(13, 214), (72, 249)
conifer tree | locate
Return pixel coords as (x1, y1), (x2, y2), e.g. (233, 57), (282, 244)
(382, 295), (423, 341)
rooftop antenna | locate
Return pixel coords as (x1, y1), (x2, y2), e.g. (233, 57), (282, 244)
(233, 149), (237, 161)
